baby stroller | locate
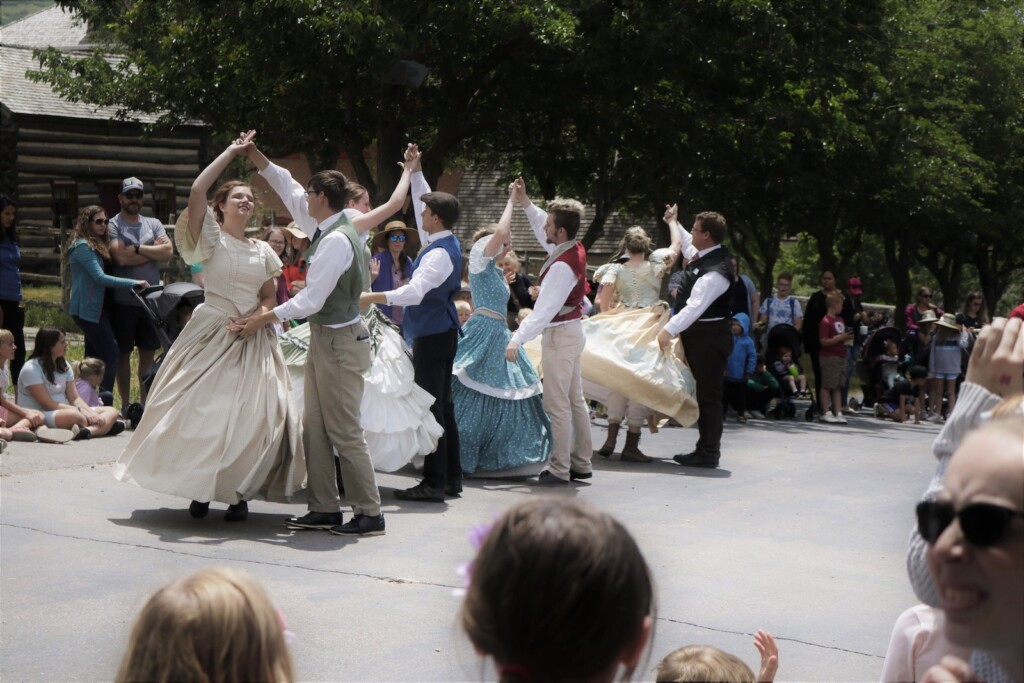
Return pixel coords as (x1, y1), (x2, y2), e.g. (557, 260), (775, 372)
(764, 323), (803, 419)
(131, 282), (206, 394)
(857, 326), (902, 409)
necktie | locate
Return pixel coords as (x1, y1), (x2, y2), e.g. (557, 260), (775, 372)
(312, 227), (322, 242)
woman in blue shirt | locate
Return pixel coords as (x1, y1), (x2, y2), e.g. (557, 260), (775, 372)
(67, 206), (148, 392)
(0, 195), (26, 383)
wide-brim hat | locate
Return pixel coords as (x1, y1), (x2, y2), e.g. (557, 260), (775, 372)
(918, 310), (940, 325)
(282, 223), (310, 241)
(936, 312), (960, 331)
(371, 220), (420, 252)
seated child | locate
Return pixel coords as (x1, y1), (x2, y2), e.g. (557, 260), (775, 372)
(770, 346), (806, 397)
(0, 329), (45, 443)
(656, 630), (779, 683)
(461, 499), (654, 682)
(73, 358), (114, 408)
(724, 314), (756, 423)
(746, 356), (779, 417)
(876, 365), (927, 423)
(116, 567), (293, 683)
(455, 299), (473, 327)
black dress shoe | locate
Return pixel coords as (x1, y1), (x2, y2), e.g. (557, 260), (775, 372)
(224, 500), (248, 522)
(569, 469), (592, 481)
(189, 500), (210, 518)
(672, 451), (720, 468)
(286, 511), (342, 530)
(330, 513), (385, 537)
(535, 470), (570, 486)
(394, 482), (445, 503)
(445, 481), (463, 497)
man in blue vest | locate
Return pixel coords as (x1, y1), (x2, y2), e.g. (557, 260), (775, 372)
(238, 140), (414, 536)
(360, 149), (462, 503)
(658, 206), (734, 469)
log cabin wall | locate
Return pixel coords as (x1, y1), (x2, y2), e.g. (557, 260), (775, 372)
(3, 112), (206, 282)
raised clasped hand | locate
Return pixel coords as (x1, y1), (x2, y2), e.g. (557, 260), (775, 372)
(663, 203), (678, 224)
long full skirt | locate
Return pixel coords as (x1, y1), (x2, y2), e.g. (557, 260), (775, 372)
(113, 302), (305, 505)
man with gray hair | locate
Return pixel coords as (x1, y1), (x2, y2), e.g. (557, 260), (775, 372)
(505, 179), (593, 485)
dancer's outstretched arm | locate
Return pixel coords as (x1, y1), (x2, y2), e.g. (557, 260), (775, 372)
(245, 140), (317, 235)
(512, 177), (553, 255)
(188, 130), (255, 241)
(406, 145), (432, 246)
(350, 146), (416, 233)
(484, 181), (516, 258)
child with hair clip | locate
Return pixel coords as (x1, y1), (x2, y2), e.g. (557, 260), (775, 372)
(656, 630), (779, 682)
(115, 567), (294, 683)
(0, 328), (44, 444)
(72, 358), (115, 409)
(460, 499), (655, 683)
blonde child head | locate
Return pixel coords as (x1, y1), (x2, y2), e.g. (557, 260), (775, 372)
(656, 645), (755, 682)
(72, 358), (105, 386)
(115, 567), (293, 683)
(455, 300), (473, 326)
(516, 308), (532, 326)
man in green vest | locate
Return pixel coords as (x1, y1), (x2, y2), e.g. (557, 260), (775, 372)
(238, 143), (414, 537)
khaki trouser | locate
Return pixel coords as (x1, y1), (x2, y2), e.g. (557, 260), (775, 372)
(303, 322), (380, 516)
(541, 321), (593, 479)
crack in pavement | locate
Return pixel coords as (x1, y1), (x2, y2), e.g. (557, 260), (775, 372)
(654, 616), (884, 659)
(1, 522), (457, 591)
(3, 522), (884, 660)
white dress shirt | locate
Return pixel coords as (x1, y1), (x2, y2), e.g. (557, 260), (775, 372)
(385, 230), (455, 307)
(663, 222), (731, 336)
(510, 201), (580, 346)
(273, 211), (357, 327)
(259, 163), (358, 328)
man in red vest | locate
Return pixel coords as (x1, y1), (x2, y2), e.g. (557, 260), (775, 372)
(505, 179), (593, 485)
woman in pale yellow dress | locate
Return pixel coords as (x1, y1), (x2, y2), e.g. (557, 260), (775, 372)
(584, 226), (698, 461)
(113, 132), (304, 521)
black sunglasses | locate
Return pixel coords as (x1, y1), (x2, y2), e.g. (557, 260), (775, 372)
(92, 217), (109, 225)
(917, 500), (1024, 548)
(123, 192), (143, 199)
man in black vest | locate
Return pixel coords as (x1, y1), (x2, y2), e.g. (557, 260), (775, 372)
(658, 207), (734, 469)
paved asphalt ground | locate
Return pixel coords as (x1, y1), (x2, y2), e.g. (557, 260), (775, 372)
(1, 408), (942, 682)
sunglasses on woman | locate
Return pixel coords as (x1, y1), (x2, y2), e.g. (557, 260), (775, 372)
(388, 234), (407, 242)
(92, 217), (109, 225)
(917, 500), (1024, 547)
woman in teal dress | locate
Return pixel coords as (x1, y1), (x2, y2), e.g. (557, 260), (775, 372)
(452, 189), (551, 477)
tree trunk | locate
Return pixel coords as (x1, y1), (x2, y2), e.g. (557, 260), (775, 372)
(884, 229), (917, 332)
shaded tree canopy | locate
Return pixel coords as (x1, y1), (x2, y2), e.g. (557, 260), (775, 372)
(28, 0), (1024, 314)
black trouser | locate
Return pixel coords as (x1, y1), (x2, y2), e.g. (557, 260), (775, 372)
(0, 299), (26, 383)
(681, 319), (733, 458)
(722, 379), (747, 416)
(412, 329), (461, 490)
(747, 385), (778, 414)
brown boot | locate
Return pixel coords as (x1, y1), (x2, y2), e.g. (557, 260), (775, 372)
(598, 423), (620, 457)
(621, 430), (653, 462)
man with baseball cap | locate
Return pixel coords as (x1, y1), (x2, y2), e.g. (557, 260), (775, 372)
(108, 177), (173, 407)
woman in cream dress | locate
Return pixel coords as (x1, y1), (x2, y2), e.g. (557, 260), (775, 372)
(584, 225), (698, 461)
(114, 133), (304, 521)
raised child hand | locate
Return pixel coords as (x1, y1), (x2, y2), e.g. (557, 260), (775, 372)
(753, 629), (778, 683)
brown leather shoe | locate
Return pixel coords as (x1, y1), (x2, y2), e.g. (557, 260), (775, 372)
(598, 423), (620, 457)
(620, 430), (652, 462)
